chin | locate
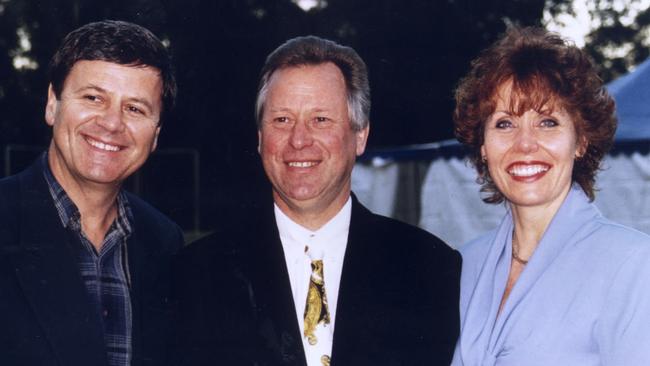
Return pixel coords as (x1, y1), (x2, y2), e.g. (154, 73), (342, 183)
(507, 193), (554, 208)
(286, 192), (318, 203)
(82, 170), (125, 185)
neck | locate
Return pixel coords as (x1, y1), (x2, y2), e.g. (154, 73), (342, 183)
(509, 188), (571, 260)
(274, 192), (350, 231)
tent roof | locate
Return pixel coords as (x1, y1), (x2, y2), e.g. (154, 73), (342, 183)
(607, 58), (650, 141)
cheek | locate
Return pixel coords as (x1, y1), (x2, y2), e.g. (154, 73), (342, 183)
(259, 131), (284, 159)
(321, 134), (344, 149)
(544, 136), (579, 163)
(482, 134), (510, 159)
(331, 129), (357, 149)
(487, 162), (505, 183)
(482, 136), (512, 181)
(141, 130), (159, 151)
(56, 108), (98, 133)
(130, 122), (154, 138)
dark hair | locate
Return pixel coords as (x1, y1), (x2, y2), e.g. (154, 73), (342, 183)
(48, 20), (176, 124)
(454, 26), (617, 203)
(255, 35), (370, 131)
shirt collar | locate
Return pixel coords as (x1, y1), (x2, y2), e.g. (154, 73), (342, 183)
(274, 197), (352, 258)
(41, 152), (133, 235)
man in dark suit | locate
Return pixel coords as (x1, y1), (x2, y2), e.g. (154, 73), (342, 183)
(174, 36), (460, 366)
(0, 20), (183, 366)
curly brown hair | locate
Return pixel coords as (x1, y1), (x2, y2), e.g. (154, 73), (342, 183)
(454, 26), (617, 204)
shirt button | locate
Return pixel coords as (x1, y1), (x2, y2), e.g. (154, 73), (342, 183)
(102, 309), (109, 317)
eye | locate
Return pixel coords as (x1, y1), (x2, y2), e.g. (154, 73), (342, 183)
(315, 116), (330, 123)
(83, 94), (101, 102)
(273, 117), (289, 123)
(126, 105), (145, 115)
(539, 118), (558, 128)
(495, 119), (513, 129)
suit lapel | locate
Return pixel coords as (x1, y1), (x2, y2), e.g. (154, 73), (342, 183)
(249, 203), (307, 366)
(331, 198), (365, 363)
(331, 198), (383, 364)
(8, 160), (107, 366)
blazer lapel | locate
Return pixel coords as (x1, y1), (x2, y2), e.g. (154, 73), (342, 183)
(330, 198), (382, 364)
(250, 204), (307, 366)
(459, 213), (512, 364)
(490, 187), (603, 353)
(8, 160), (107, 366)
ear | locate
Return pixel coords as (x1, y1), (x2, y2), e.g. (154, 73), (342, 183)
(150, 126), (161, 152)
(354, 125), (370, 156)
(575, 135), (588, 158)
(480, 144), (487, 161)
(45, 84), (58, 126)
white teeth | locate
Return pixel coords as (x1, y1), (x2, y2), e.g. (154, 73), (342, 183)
(86, 137), (120, 152)
(509, 165), (549, 177)
(288, 161), (316, 168)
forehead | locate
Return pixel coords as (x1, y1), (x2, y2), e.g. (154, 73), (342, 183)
(265, 63), (347, 102)
(64, 60), (162, 97)
(491, 78), (564, 116)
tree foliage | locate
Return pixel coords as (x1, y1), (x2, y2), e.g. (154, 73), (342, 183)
(545, 0), (650, 82)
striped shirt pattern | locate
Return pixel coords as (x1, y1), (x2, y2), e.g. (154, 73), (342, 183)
(42, 155), (133, 366)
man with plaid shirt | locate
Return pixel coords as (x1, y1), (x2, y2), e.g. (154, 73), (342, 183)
(0, 20), (183, 366)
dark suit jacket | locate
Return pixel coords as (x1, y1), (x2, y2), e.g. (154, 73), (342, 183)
(173, 195), (460, 366)
(0, 158), (184, 366)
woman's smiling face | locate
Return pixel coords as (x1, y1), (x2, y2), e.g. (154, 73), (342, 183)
(481, 81), (585, 209)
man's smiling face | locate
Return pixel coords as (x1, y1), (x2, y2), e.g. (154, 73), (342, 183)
(45, 60), (162, 188)
(258, 62), (368, 217)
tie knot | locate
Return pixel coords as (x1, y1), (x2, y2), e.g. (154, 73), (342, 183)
(310, 260), (325, 282)
(305, 245), (325, 261)
(311, 258), (323, 270)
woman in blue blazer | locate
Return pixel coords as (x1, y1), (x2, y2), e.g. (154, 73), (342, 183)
(451, 26), (650, 365)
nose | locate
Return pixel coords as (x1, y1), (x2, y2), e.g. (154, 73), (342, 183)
(514, 125), (539, 154)
(289, 120), (313, 149)
(96, 105), (125, 132)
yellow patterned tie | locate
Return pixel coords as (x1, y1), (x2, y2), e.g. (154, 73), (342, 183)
(303, 259), (331, 347)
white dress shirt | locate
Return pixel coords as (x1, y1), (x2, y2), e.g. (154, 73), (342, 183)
(274, 198), (351, 366)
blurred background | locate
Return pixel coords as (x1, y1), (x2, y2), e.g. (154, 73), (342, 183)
(1, 0), (649, 242)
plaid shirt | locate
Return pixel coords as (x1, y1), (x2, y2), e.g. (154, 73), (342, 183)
(42, 154), (133, 366)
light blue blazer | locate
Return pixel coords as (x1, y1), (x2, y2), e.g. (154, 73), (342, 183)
(452, 186), (650, 366)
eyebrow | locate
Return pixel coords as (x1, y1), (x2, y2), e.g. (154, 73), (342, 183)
(73, 84), (155, 112)
(73, 84), (106, 95)
(493, 108), (559, 119)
